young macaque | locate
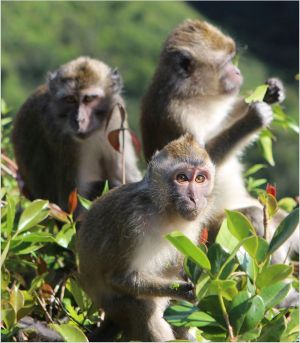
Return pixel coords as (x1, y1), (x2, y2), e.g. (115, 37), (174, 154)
(12, 56), (141, 212)
(77, 134), (215, 341)
(140, 19), (297, 264)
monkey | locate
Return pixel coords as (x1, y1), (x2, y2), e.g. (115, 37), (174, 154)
(77, 134), (216, 342)
(140, 19), (298, 265)
(12, 56), (141, 212)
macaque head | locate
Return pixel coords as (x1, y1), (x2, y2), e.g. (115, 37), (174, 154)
(47, 57), (122, 138)
(147, 134), (215, 221)
(161, 20), (243, 97)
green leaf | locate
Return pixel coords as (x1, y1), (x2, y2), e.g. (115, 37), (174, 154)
(165, 231), (211, 270)
(244, 164), (266, 177)
(215, 218), (238, 253)
(278, 197), (297, 212)
(13, 244), (43, 255)
(206, 280), (237, 301)
(77, 194), (92, 210)
(17, 291), (35, 320)
(237, 327), (262, 341)
(266, 194), (278, 218)
(101, 180), (110, 195)
(237, 249), (258, 282)
(245, 84), (268, 103)
(195, 274), (210, 301)
(186, 311), (218, 328)
(285, 308), (299, 336)
(1, 240), (11, 268)
(9, 286), (24, 316)
(257, 314), (286, 342)
(259, 282), (291, 310)
(66, 278), (87, 313)
(207, 243), (235, 279)
(255, 237), (269, 263)
(14, 232), (56, 243)
(1, 301), (16, 329)
(17, 200), (49, 233)
(258, 131), (275, 166)
(164, 301), (199, 327)
(256, 264), (293, 289)
(229, 291), (251, 334)
(240, 295), (265, 333)
(50, 323), (88, 342)
(226, 210), (258, 257)
(5, 195), (16, 236)
(1, 269), (10, 290)
(268, 208), (299, 255)
(56, 223), (76, 249)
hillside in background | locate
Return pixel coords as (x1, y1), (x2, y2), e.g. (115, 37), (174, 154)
(1, 1), (299, 197)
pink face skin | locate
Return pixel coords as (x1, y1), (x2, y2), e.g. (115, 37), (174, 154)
(77, 87), (105, 133)
(172, 166), (213, 220)
(220, 60), (243, 94)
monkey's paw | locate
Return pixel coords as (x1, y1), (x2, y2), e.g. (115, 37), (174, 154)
(177, 282), (196, 302)
(263, 78), (285, 104)
(250, 102), (273, 128)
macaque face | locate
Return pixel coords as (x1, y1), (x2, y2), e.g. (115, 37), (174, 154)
(54, 86), (112, 138)
(218, 55), (243, 94)
(171, 165), (213, 221)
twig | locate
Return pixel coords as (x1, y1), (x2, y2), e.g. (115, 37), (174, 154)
(34, 291), (54, 324)
(1, 163), (17, 178)
(263, 204), (269, 241)
(218, 293), (236, 342)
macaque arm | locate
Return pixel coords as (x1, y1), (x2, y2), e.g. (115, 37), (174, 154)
(206, 102), (272, 165)
(110, 272), (194, 301)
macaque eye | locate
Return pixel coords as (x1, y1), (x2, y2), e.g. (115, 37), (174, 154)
(83, 95), (98, 104)
(195, 174), (206, 183)
(176, 173), (189, 183)
(63, 95), (77, 104)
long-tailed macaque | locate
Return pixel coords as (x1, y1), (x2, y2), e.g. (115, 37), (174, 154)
(140, 20), (298, 264)
(12, 57), (141, 211)
(77, 134), (215, 342)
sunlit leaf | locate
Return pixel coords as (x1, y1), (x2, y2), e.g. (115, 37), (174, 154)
(56, 223), (76, 249)
(278, 197), (297, 212)
(5, 195), (16, 236)
(66, 278), (87, 312)
(256, 264), (293, 289)
(1, 301), (16, 329)
(215, 218), (238, 253)
(101, 180), (110, 195)
(245, 84), (268, 103)
(206, 280), (238, 301)
(77, 194), (92, 210)
(51, 323), (88, 342)
(165, 231), (211, 270)
(268, 208), (299, 255)
(259, 282), (291, 310)
(18, 200), (49, 233)
(258, 130), (275, 166)
(244, 164), (266, 177)
(10, 285), (24, 315)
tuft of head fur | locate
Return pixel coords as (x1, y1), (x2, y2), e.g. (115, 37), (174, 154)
(47, 56), (119, 98)
(164, 19), (235, 59)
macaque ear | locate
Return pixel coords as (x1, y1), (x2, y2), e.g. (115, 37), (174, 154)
(170, 50), (194, 77)
(47, 70), (59, 95)
(111, 68), (123, 92)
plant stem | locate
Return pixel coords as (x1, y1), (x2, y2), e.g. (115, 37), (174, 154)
(263, 204), (269, 241)
(218, 293), (235, 342)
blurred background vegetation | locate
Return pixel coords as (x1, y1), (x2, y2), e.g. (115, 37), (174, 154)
(2, 1), (299, 198)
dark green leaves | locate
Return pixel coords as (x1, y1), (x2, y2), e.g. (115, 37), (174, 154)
(268, 208), (299, 255)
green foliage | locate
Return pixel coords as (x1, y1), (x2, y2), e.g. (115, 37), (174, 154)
(165, 208), (299, 342)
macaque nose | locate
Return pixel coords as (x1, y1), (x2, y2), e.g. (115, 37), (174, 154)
(188, 195), (199, 205)
(233, 66), (241, 75)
